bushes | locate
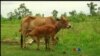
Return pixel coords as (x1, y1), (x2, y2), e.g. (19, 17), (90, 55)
(69, 12), (100, 23)
(69, 15), (86, 22)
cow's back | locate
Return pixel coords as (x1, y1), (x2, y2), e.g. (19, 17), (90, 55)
(20, 16), (56, 35)
(28, 16), (56, 30)
(29, 16), (46, 29)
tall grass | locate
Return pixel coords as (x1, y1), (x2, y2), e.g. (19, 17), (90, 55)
(1, 16), (100, 56)
(1, 19), (21, 40)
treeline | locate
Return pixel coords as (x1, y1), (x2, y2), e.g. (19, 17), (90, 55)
(1, 2), (100, 22)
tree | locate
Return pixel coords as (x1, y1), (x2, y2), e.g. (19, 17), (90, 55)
(52, 10), (58, 19)
(7, 3), (32, 20)
(1, 14), (3, 19)
(15, 3), (32, 19)
(77, 12), (86, 21)
(7, 12), (14, 20)
(35, 13), (41, 17)
(69, 10), (77, 16)
(14, 9), (20, 19)
(61, 12), (67, 17)
(97, 7), (100, 15)
(42, 14), (44, 17)
(0, 14), (1, 18)
(18, 3), (32, 18)
(69, 10), (81, 22)
(87, 2), (97, 16)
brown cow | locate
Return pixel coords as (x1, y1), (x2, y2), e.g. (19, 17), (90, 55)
(20, 16), (57, 48)
(28, 24), (55, 50)
(19, 16), (56, 37)
(19, 16), (71, 49)
(27, 16), (71, 50)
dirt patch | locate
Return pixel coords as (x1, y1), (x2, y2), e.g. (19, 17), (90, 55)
(1, 38), (20, 45)
(1, 38), (58, 45)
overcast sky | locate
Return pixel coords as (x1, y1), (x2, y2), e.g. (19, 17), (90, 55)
(1, 1), (100, 18)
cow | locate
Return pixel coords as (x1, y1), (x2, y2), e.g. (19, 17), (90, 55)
(19, 16), (71, 49)
(26, 16), (71, 50)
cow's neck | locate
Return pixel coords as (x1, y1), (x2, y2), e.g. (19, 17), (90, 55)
(55, 21), (62, 33)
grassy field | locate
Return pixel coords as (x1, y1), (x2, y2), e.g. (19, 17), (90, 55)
(1, 19), (100, 56)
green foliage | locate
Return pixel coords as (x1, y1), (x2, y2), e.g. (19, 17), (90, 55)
(1, 2), (100, 56)
(69, 10), (77, 16)
(7, 3), (32, 20)
(61, 12), (67, 18)
(96, 7), (100, 16)
(69, 11), (87, 22)
(35, 13), (44, 17)
(7, 12), (15, 20)
(1, 19), (20, 40)
(1, 18), (100, 56)
(76, 12), (87, 22)
(35, 13), (42, 17)
(52, 10), (58, 19)
(87, 2), (97, 16)
(17, 3), (32, 18)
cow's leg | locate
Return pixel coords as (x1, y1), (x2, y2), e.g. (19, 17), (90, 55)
(50, 33), (56, 45)
(21, 34), (24, 48)
(51, 34), (58, 45)
(21, 34), (27, 48)
(45, 36), (50, 50)
(47, 36), (50, 50)
(45, 37), (48, 49)
(36, 37), (40, 50)
(23, 35), (25, 48)
(51, 35), (55, 45)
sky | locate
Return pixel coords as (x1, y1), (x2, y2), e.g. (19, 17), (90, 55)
(1, 1), (100, 18)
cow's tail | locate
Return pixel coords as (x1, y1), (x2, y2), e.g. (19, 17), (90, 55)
(20, 34), (23, 48)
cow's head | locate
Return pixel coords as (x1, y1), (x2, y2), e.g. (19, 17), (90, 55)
(59, 16), (71, 29)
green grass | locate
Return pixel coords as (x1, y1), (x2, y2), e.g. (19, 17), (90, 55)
(1, 19), (21, 40)
(1, 19), (100, 56)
